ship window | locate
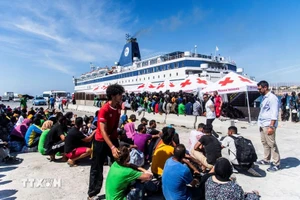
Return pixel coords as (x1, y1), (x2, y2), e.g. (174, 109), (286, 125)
(148, 77), (150, 80)
(181, 62), (184, 68)
(136, 79), (137, 81)
(132, 79), (134, 82)
(167, 65), (170, 70)
(158, 75), (160, 78)
(139, 78), (141, 81)
(149, 68), (153, 73)
(164, 75), (165, 78)
(157, 66), (160, 71)
(175, 63), (179, 68)
(153, 76), (155, 79)
(154, 67), (157, 72)
(176, 72), (178, 76)
(170, 74), (171, 77)
(144, 77), (145, 80)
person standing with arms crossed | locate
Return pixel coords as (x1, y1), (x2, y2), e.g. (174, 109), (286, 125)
(256, 80), (281, 172)
(87, 84), (125, 200)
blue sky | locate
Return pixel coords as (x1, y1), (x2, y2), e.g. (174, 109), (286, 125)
(0, 0), (300, 95)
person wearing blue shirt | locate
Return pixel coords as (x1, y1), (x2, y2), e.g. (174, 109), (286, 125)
(25, 118), (43, 148)
(185, 99), (193, 115)
(49, 96), (55, 109)
(256, 80), (280, 172)
(162, 144), (199, 200)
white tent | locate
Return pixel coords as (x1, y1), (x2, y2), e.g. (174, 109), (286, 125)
(173, 75), (212, 93)
(202, 72), (258, 122)
(155, 80), (176, 92)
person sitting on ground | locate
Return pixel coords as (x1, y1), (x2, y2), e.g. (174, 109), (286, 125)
(151, 126), (177, 177)
(191, 125), (222, 171)
(64, 117), (95, 167)
(162, 144), (200, 200)
(140, 117), (149, 126)
(11, 119), (31, 142)
(44, 116), (68, 161)
(205, 157), (260, 200)
(134, 124), (159, 158)
(24, 117), (43, 148)
(105, 146), (153, 200)
(221, 126), (262, 177)
(146, 120), (162, 162)
(188, 123), (205, 153)
(38, 120), (54, 155)
(124, 114), (137, 143)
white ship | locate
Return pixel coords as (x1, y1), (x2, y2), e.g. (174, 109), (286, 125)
(73, 35), (250, 93)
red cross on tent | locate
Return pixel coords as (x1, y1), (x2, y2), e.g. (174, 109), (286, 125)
(137, 84), (145, 89)
(148, 84), (156, 89)
(169, 82), (175, 87)
(93, 86), (99, 91)
(219, 77), (234, 86)
(180, 79), (192, 88)
(196, 78), (207, 85)
(157, 83), (165, 89)
(101, 85), (108, 90)
(238, 76), (252, 83)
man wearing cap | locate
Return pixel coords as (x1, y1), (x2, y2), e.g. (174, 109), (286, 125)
(140, 117), (148, 126)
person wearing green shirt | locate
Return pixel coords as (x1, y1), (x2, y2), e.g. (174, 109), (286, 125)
(105, 146), (153, 200)
(178, 102), (186, 115)
(38, 120), (53, 155)
(20, 97), (27, 110)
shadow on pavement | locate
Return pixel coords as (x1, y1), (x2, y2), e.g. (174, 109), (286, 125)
(2, 197), (17, 200)
(0, 167), (18, 173)
(0, 189), (18, 199)
(280, 157), (300, 169)
(0, 180), (12, 185)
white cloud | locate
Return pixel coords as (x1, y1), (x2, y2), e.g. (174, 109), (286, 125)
(0, 0), (135, 76)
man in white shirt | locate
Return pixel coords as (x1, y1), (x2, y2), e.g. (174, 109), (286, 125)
(203, 94), (216, 127)
(256, 80), (280, 172)
(188, 123), (205, 152)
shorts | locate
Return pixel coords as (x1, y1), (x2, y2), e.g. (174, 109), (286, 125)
(65, 147), (88, 159)
(46, 141), (65, 155)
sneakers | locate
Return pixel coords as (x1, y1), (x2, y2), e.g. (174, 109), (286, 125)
(255, 159), (270, 165)
(267, 165), (280, 172)
(247, 168), (262, 177)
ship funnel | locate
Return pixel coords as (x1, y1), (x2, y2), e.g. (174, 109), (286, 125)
(118, 36), (141, 66)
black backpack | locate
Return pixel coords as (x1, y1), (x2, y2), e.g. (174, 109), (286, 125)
(230, 136), (258, 165)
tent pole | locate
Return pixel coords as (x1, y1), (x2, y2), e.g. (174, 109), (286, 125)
(246, 91), (251, 123)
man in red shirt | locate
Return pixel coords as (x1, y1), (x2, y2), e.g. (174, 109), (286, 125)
(88, 84), (125, 200)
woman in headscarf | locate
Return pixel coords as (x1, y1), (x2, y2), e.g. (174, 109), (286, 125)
(10, 119), (31, 141)
(38, 120), (54, 155)
(205, 158), (260, 200)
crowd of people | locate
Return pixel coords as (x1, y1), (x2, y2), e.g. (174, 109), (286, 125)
(280, 91), (300, 122)
(0, 80), (280, 199)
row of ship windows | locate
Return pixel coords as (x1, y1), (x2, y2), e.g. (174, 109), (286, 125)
(117, 73), (179, 84)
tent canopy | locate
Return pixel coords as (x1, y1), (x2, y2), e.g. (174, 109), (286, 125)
(173, 75), (212, 93)
(127, 82), (157, 93)
(155, 80), (176, 92)
(202, 72), (258, 94)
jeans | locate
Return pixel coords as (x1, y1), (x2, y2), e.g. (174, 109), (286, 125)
(58, 103), (64, 112)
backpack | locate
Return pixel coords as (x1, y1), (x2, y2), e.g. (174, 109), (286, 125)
(230, 136), (258, 165)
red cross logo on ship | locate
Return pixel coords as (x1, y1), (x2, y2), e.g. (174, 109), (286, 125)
(169, 82), (175, 87)
(219, 77), (234, 86)
(180, 79), (192, 88)
(101, 85), (108, 90)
